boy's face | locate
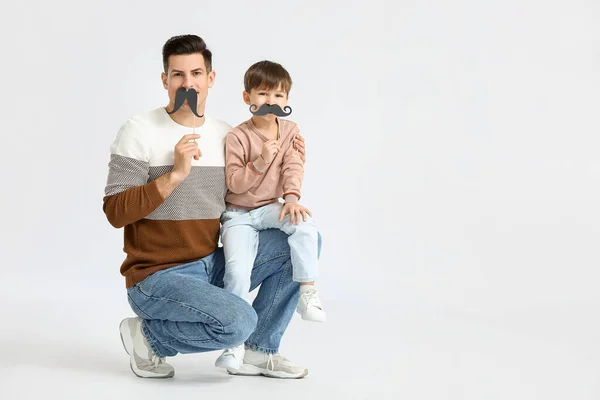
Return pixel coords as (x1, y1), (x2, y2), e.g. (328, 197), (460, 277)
(161, 53), (215, 114)
(243, 84), (288, 122)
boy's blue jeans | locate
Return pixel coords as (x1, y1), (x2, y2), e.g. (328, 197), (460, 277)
(126, 228), (321, 357)
(220, 202), (320, 301)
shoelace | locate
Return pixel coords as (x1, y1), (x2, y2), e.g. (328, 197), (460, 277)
(151, 355), (166, 368)
(266, 353), (290, 372)
(300, 289), (322, 309)
(267, 354), (275, 372)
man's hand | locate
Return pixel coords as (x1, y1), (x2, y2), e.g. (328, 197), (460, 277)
(170, 134), (201, 182)
(261, 139), (281, 164)
(279, 202), (312, 224)
(293, 134), (306, 163)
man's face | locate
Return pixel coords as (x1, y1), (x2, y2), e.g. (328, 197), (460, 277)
(161, 53), (215, 113)
(244, 84), (288, 122)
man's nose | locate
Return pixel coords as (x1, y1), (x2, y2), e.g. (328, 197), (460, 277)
(183, 74), (194, 89)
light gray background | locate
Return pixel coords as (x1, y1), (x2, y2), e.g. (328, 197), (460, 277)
(1, 0), (599, 399)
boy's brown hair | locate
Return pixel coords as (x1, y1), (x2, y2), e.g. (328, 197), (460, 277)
(244, 60), (293, 95)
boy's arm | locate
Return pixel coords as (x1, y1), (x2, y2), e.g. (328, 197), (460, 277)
(103, 122), (168, 228)
(225, 133), (269, 194)
(281, 127), (304, 203)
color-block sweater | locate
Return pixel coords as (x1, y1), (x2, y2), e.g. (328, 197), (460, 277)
(225, 118), (304, 209)
(103, 107), (231, 288)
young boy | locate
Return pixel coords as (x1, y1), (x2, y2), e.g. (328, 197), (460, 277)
(214, 60), (325, 371)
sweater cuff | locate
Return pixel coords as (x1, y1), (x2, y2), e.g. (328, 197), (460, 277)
(146, 180), (166, 204)
(284, 193), (300, 203)
(252, 155), (269, 174)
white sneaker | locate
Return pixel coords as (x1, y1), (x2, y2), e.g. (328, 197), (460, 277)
(214, 344), (245, 371)
(119, 317), (175, 378)
(296, 287), (326, 322)
(227, 348), (308, 379)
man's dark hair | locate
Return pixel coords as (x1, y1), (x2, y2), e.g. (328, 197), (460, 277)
(162, 34), (212, 73)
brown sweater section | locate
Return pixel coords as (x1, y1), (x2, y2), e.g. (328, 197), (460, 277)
(103, 181), (164, 229)
(102, 182), (221, 287)
(117, 218), (220, 288)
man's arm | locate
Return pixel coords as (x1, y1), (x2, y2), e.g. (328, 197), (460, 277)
(293, 134), (306, 164)
(103, 121), (200, 228)
(103, 171), (185, 228)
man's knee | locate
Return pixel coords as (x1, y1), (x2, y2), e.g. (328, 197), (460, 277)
(226, 301), (258, 346)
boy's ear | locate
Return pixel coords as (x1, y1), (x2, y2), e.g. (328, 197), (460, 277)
(243, 91), (251, 104)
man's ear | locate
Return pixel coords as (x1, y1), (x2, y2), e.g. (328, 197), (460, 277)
(161, 72), (168, 90)
(208, 70), (216, 88)
(243, 91), (251, 104)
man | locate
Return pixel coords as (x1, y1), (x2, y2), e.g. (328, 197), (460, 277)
(103, 34), (314, 379)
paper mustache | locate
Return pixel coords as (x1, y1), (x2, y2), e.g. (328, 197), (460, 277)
(249, 103), (292, 117)
(167, 87), (204, 118)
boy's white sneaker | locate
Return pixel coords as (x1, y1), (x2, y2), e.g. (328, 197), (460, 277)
(296, 286), (326, 322)
(119, 317), (175, 378)
(227, 348), (308, 379)
(214, 344), (245, 371)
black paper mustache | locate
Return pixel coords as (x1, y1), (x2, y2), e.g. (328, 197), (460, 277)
(167, 87), (204, 118)
(249, 103), (292, 117)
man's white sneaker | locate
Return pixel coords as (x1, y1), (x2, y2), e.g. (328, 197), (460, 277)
(296, 287), (326, 322)
(119, 317), (175, 378)
(226, 348), (308, 379)
(214, 344), (245, 371)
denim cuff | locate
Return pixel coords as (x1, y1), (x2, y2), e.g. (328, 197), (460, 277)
(245, 342), (278, 355)
(141, 320), (171, 358)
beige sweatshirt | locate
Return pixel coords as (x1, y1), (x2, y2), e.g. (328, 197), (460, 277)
(225, 117), (304, 209)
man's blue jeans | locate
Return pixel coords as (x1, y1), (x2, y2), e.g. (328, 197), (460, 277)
(126, 229), (321, 357)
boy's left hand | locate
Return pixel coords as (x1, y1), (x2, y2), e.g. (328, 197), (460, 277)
(280, 202), (312, 224)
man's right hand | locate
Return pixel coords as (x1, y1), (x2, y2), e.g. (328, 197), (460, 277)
(170, 134), (201, 182)
(261, 139), (280, 164)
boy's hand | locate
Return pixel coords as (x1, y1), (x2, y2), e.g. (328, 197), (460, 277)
(279, 202), (312, 224)
(261, 139), (281, 164)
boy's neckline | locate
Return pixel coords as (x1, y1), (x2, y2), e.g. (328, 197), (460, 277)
(248, 117), (280, 141)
